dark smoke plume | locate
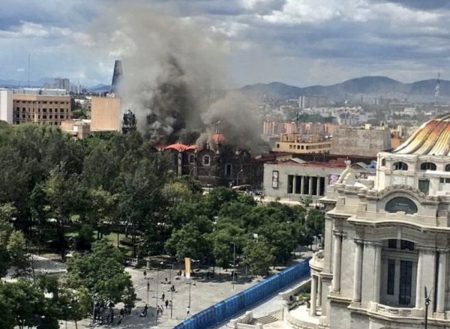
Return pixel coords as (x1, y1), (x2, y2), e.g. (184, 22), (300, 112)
(92, 3), (268, 153)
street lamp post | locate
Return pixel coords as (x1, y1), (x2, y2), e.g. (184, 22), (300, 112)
(187, 277), (193, 317)
(232, 243), (236, 290)
(170, 263), (174, 319)
(236, 169), (244, 186)
(425, 286), (431, 329)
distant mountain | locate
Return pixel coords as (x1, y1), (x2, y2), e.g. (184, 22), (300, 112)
(239, 76), (450, 103)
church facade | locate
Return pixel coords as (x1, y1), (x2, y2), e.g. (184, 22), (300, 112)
(311, 114), (450, 328)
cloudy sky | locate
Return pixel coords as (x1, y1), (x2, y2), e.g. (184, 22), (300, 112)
(1, 0), (449, 87)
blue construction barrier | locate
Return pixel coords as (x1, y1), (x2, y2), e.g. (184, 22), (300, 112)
(174, 260), (310, 329)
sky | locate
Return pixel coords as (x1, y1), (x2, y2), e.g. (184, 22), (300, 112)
(0, 0), (450, 87)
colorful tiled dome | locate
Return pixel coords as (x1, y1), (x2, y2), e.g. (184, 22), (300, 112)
(394, 113), (450, 156)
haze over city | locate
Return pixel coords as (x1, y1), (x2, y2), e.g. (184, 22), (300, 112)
(1, 0), (450, 86)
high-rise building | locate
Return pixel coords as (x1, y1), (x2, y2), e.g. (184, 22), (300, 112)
(53, 78), (70, 93)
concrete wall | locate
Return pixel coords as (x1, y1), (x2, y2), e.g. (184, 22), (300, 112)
(331, 128), (391, 157)
(263, 162), (343, 201)
(90, 96), (121, 132)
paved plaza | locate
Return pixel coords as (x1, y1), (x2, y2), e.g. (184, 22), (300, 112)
(59, 266), (257, 329)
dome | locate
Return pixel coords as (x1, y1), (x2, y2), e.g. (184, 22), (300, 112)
(394, 113), (450, 156)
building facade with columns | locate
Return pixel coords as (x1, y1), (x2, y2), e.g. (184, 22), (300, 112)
(310, 114), (450, 329)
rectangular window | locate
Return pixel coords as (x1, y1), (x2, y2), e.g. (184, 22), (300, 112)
(225, 164), (232, 177)
(295, 176), (301, 194)
(399, 260), (412, 305)
(400, 240), (414, 251)
(418, 179), (430, 195)
(287, 175), (293, 194)
(387, 259), (396, 295)
(388, 239), (397, 249)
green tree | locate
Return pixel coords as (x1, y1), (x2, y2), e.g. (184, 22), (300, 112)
(67, 240), (136, 308)
(0, 283), (15, 329)
(6, 230), (29, 276)
(165, 223), (212, 262)
(1, 279), (47, 329)
(306, 209), (325, 239)
(209, 222), (245, 269)
(243, 240), (275, 276)
(42, 165), (87, 260)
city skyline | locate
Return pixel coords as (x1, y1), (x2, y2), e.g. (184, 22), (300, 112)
(1, 0), (450, 87)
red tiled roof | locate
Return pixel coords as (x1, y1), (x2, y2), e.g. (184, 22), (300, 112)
(163, 143), (197, 152)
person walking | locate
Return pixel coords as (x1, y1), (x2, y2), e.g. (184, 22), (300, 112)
(118, 308), (124, 325)
(165, 299), (169, 308)
(161, 293), (165, 301)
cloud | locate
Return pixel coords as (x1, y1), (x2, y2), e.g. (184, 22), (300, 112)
(0, 0), (449, 86)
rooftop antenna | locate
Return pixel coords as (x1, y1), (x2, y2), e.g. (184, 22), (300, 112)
(27, 53), (31, 88)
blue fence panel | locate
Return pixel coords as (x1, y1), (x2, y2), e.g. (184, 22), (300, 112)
(173, 259), (311, 329)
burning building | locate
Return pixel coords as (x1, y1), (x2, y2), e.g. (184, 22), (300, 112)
(161, 131), (265, 187)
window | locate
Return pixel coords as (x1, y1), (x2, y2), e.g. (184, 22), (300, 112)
(385, 197), (418, 214)
(418, 179), (430, 195)
(388, 239), (397, 249)
(393, 162), (408, 171)
(287, 175), (293, 193)
(446, 164), (450, 171)
(399, 261), (412, 306)
(225, 164), (232, 177)
(188, 154), (195, 164)
(420, 162), (436, 171)
(202, 155), (210, 166)
(400, 240), (415, 251)
(381, 158), (386, 167)
(387, 259), (395, 295)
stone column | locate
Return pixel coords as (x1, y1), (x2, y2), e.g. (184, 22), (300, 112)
(420, 248), (436, 312)
(309, 177), (313, 196)
(318, 276), (322, 307)
(361, 241), (382, 305)
(292, 176), (296, 194)
(316, 177), (321, 196)
(415, 249), (423, 308)
(332, 231), (342, 292)
(373, 243), (382, 303)
(311, 275), (317, 316)
(437, 250), (447, 313)
(352, 240), (363, 302)
(300, 176), (305, 195)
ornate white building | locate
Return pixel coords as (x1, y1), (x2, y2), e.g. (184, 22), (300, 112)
(311, 114), (450, 328)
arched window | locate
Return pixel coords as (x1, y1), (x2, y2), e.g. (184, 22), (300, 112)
(420, 162), (436, 171)
(445, 164), (450, 171)
(393, 161), (408, 171)
(385, 197), (418, 214)
(381, 158), (386, 167)
(202, 155), (211, 166)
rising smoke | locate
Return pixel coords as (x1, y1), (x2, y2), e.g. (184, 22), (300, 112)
(93, 3), (268, 153)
